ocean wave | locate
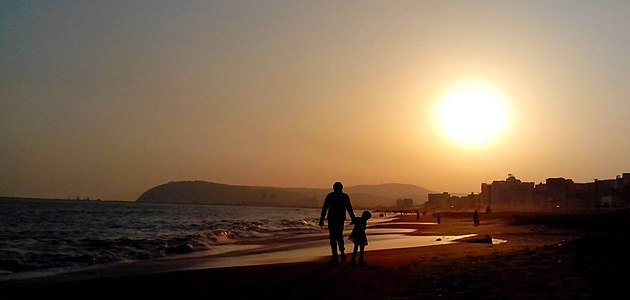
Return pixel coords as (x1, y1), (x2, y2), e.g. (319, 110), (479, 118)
(0, 200), (322, 275)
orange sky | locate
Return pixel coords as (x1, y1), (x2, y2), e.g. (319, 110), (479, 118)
(2, 1), (629, 200)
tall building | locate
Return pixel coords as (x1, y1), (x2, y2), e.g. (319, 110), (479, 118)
(395, 198), (414, 209)
(480, 175), (535, 211)
(541, 177), (574, 210)
(425, 192), (451, 210)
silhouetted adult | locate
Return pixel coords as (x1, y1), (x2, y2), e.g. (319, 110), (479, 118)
(473, 209), (480, 226)
(319, 181), (356, 263)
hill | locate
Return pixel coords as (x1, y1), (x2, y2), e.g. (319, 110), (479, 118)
(136, 181), (433, 209)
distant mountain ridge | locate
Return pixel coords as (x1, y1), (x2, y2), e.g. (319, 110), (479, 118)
(136, 181), (434, 209)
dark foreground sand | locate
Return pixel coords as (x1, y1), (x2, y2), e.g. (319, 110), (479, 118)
(2, 210), (630, 299)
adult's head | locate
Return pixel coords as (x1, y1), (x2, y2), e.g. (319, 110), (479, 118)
(333, 181), (343, 192)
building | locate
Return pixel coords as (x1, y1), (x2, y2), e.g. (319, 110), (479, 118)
(480, 175), (535, 211)
(424, 192), (451, 210)
(427, 173), (630, 212)
(541, 177), (574, 210)
(395, 198), (414, 209)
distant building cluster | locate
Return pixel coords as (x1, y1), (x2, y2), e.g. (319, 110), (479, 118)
(423, 173), (630, 212)
(395, 198), (414, 209)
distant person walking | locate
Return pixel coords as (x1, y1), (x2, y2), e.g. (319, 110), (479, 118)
(349, 210), (371, 265)
(319, 181), (356, 264)
(473, 209), (480, 226)
(436, 212), (441, 224)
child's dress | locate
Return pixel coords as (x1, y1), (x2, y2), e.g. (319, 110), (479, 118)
(348, 218), (368, 245)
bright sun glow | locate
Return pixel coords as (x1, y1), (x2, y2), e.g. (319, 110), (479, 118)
(434, 80), (513, 148)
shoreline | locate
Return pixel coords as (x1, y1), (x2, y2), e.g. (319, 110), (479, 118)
(0, 217), (469, 282)
(2, 210), (629, 299)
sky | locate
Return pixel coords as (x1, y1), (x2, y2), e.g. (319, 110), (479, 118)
(2, 0), (630, 201)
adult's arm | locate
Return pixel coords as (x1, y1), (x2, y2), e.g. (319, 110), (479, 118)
(345, 194), (356, 220)
(319, 196), (329, 226)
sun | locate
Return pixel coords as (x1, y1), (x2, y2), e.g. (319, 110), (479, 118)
(433, 80), (513, 148)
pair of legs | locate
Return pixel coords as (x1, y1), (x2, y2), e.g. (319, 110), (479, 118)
(328, 222), (346, 262)
(351, 244), (365, 264)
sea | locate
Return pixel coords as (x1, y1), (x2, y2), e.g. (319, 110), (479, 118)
(0, 198), (324, 279)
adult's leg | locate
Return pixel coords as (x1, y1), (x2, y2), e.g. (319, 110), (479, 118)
(331, 222), (348, 260)
(328, 222), (344, 257)
(328, 229), (338, 258)
(335, 225), (346, 257)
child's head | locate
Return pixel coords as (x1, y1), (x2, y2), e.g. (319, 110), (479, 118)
(362, 210), (372, 220)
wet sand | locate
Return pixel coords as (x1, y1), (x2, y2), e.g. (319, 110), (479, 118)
(2, 210), (629, 299)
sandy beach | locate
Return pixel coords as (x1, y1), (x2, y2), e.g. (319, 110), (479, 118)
(2, 210), (629, 299)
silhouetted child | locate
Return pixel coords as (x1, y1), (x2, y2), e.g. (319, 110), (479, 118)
(349, 210), (371, 265)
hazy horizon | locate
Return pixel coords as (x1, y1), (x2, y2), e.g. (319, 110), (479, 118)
(2, 1), (630, 201)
